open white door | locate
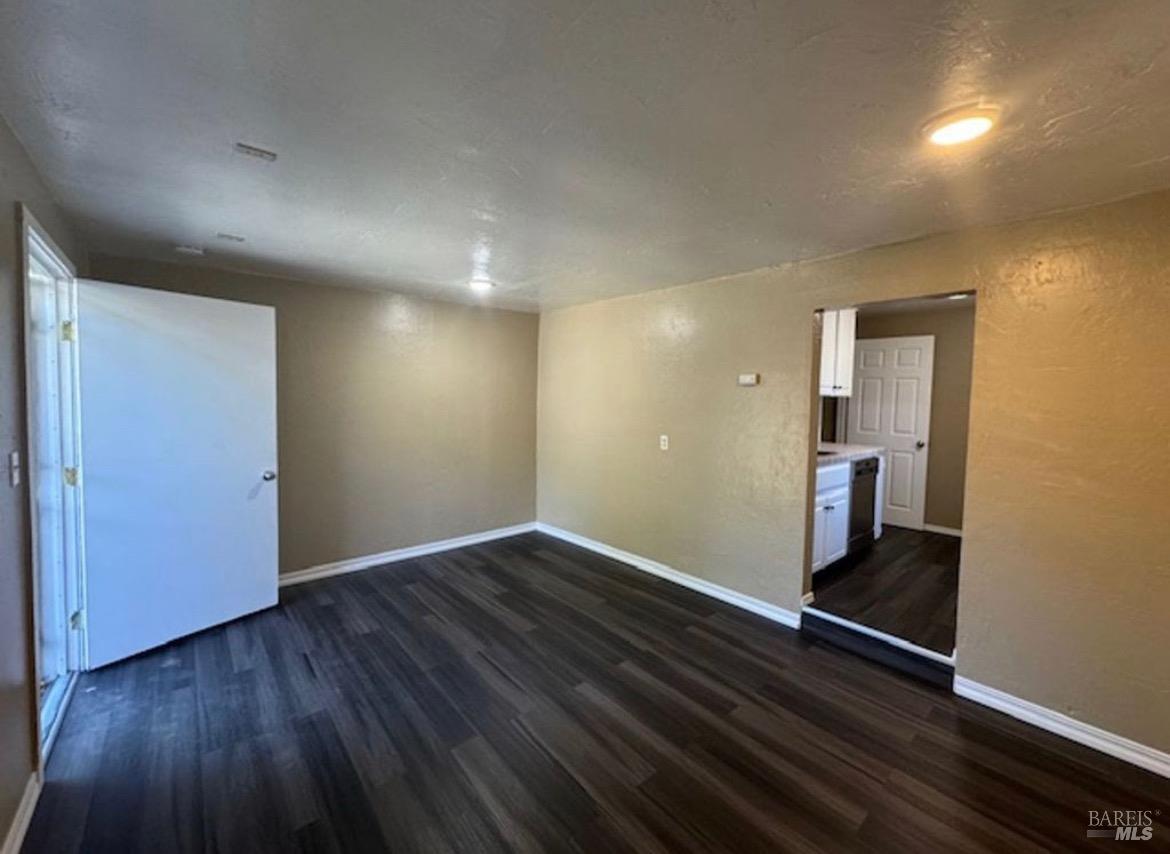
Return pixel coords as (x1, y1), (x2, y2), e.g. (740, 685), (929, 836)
(847, 336), (934, 530)
(78, 280), (278, 668)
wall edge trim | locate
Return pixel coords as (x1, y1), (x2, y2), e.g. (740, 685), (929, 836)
(803, 606), (955, 665)
(953, 676), (1170, 779)
(279, 523), (537, 587)
(1, 773), (42, 854)
(534, 523), (801, 629)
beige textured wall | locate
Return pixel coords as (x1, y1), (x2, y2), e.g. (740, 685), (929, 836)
(90, 255), (539, 573)
(856, 304), (975, 530)
(538, 189), (1170, 751)
(538, 276), (811, 612)
(0, 119), (85, 841)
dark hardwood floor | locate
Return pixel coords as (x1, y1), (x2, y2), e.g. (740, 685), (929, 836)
(812, 525), (960, 654)
(25, 532), (1169, 853)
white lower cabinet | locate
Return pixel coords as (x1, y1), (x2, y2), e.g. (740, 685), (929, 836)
(812, 497), (828, 572)
(812, 462), (851, 572)
(822, 488), (850, 565)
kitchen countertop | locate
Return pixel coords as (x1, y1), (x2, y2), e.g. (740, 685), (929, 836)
(816, 442), (886, 466)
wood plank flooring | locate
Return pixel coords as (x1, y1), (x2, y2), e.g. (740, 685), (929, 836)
(24, 532), (1170, 853)
(812, 526), (960, 654)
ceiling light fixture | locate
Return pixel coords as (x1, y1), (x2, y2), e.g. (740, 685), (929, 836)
(216, 232), (246, 242)
(469, 277), (494, 293)
(174, 245), (205, 256)
(924, 105), (1000, 146)
(945, 293), (971, 300)
(233, 142), (278, 162)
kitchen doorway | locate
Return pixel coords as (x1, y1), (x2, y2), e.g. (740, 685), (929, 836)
(803, 292), (975, 682)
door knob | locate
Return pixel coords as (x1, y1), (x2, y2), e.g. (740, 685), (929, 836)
(915, 441), (925, 449)
(262, 470), (277, 481)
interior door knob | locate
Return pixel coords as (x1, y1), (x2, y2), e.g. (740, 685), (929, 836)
(262, 470), (277, 481)
(915, 441), (925, 449)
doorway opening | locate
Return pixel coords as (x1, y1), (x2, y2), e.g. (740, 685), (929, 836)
(803, 292), (975, 682)
(22, 207), (86, 760)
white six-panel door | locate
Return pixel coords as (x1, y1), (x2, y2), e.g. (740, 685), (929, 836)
(78, 280), (278, 668)
(847, 336), (934, 530)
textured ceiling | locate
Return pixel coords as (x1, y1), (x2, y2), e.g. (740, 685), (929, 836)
(2, 0), (1170, 311)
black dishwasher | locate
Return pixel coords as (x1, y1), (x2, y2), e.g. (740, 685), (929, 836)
(848, 457), (879, 555)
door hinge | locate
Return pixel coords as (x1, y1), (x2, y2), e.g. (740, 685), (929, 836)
(63, 466), (79, 486)
(61, 320), (76, 342)
(70, 609), (85, 630)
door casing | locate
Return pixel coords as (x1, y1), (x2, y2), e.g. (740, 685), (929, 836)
(21, 205), (86, 767)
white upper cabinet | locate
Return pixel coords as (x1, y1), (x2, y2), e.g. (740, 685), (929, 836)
(819, 308), (857, 397)
(819, 310), (838, 396)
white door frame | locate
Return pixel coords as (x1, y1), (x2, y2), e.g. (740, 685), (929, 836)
(847, 335), (935, 530)
(21, 205), (87, 767)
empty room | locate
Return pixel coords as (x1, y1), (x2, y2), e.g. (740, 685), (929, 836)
(2, 1), (1169, 852)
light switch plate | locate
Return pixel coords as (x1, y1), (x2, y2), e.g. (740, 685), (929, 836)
(659, 434), (669, 451)
(8, 451), (21, 488)
(737, 373), (760, 386)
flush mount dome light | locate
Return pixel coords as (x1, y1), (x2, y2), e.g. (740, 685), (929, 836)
(924, 105), (1000, 146)
(469, 277), (494, 293)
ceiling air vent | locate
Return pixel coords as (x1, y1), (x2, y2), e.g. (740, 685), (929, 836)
(233, 142), (278, 162)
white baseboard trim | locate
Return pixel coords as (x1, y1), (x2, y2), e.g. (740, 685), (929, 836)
(923, 523), (962, 537)
(534, 523), (801, 629)
(803, 606), (956, 665)
(953, 676), (1170, 779)
(1, 773), (41, 854)
(279, 523), (537, 587)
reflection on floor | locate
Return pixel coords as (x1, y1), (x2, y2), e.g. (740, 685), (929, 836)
(812, 525), (959, 655)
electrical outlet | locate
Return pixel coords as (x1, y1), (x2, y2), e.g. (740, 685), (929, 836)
(659, 434), (669, 451)
(8, 451), (21, 488)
